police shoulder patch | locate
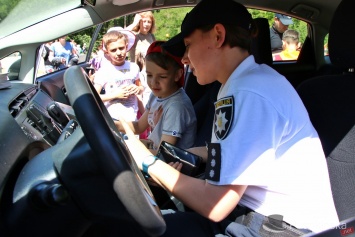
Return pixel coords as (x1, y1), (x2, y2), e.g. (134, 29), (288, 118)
(213, 96), (234, 140)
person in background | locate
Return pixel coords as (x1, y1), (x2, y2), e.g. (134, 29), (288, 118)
(118, 0), (339, 236)
(88, 42), (104, 82)
(89, 40), (107, 73)
(135, 51), (151, 108)
(270, 13), (293, 52)
(82, 43), (87, 54)
(125, 11), (156, 63)
(93, 27), (144, 122)
(50, 36), (77, 69)
(273, 29), (301, 60)
(89, 27), (133, 82)
(115, 41), (196, 153)
(68, 39), (79, 66)
(135, 51), (152, 139)
(42, 41), (55, 73)
(324, 42), (329, 56)
(76, 44), (82, 54)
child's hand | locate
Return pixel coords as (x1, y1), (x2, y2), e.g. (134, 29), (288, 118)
(133, 14), (142, 26)
(119, 116), (136, 138)
(126, 84), (141, 95)
(168, 161), (183, 172)
(114, 86), (129, 99)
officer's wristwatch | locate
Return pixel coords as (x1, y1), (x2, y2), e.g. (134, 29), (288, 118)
(142, 155), (158, 175)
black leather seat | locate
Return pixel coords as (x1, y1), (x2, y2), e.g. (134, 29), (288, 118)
(251, 17), (273, 66)
(296, 0), (355, 223)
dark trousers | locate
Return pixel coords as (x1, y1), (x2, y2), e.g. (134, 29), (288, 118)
(108, 207), (312, 237)
(161, 206), (311, 237)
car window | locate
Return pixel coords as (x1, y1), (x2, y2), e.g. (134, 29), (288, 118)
(324, 34), (329, 56)
(266, 13), (306, 62)
(248, 10), (307, 62)
(35, 7), (309, 79)
(36, 27), (97, 77)
(0, 52), (21, 80)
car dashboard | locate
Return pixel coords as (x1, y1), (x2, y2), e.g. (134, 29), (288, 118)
(0, 79), (156, 236)
(0, 82), (76, 191)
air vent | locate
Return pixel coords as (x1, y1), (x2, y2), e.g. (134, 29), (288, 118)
(9, 86), (38, 117)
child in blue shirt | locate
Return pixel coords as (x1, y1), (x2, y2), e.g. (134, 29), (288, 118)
(115, 41), (196, 152)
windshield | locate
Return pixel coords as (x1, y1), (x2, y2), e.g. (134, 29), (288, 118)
(0, 0), (81, 39)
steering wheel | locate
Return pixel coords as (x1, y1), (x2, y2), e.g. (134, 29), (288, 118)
(63, 66), (166, 236)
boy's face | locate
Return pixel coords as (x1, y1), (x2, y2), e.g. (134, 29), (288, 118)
(146, 60), (181, 98)
(105, 38), (127, 66)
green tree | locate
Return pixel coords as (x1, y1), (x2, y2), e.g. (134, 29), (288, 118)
(153, 7), (192, 40)
(0, 0), (20, 23)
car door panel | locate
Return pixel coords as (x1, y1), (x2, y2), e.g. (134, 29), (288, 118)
(37, 62), (91, 105)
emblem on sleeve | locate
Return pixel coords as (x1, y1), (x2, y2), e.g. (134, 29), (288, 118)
(214, 96), (234, 140)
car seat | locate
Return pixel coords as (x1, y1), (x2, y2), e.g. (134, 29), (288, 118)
(251, 18), (273, 66)
(296, 0), (355, 224)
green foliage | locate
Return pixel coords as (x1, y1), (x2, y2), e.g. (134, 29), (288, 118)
(0, 0), (21, 22)
(249, 9), (275, 25)
(71, 34), (91, 48)
(153, 7), (192, 40)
